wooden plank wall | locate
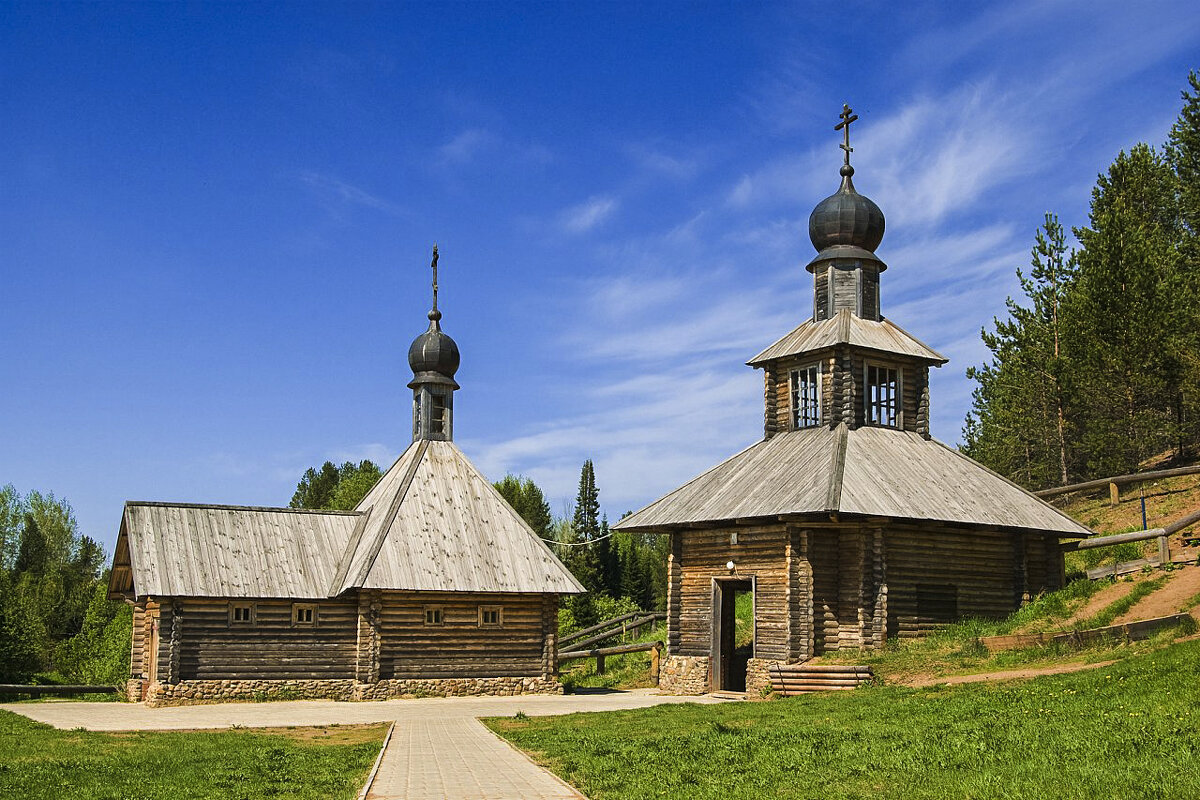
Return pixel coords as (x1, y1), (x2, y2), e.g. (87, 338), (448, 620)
(814, 264), (830, 321)
(667, 535), (683, 656)
(174, 598), (358, 681)
(675, 526), (790, 661)
(378, 591), (548, 679)
(129, 602), (146, 679)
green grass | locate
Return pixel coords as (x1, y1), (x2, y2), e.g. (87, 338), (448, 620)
(560, 621), (667, 691)
(489, 637), (1200, 799)
(0, 712), (386, 799)
(1079, 576), (1168, 628)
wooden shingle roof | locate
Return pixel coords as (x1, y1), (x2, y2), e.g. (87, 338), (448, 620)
(747, 309), (947, 366)
(111, 441), (584, 600)
(613, 425), (1090, 536)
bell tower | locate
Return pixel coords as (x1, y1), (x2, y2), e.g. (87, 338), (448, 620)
(747, 105), (946, 440)
(407, 245), (460, 442)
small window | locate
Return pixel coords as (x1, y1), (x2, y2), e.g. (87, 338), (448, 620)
(866, 364), (901, 428)
(292, 603), (317, 627)
(478, 606), (503, 627)
(413, 393), (423, 439)
(229, 603), (256, 626)
(424, 606), (444, 626)
(791, 364), (821, 429)
(430, 393), (447, 435)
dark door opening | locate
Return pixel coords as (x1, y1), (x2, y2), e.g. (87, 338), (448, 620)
(712, 579), (754, 692)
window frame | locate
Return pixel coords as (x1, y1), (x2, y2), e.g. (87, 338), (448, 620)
(423, 605), (445, 626)
(291, 603), (318, 627)
(228, 602), (256, 627)
(478, 606), (503, 628)
(790, 363), (822, 429)
(864, 362), (903, 429)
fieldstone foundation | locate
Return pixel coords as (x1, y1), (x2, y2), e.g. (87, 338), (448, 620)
(138, 676), (563, 707)
(745, 658), (781, 697)
(658, 655), (711, 695)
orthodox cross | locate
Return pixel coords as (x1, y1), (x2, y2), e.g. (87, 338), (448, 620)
(835, 103), (858, 166)
(430, 244), (440, 313)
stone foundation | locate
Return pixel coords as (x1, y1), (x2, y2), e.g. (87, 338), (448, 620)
(658, 655), (710, 695)
(141, 676), (562, 707)
(745, 658), (781, 698)
(124, 678), (145, 702)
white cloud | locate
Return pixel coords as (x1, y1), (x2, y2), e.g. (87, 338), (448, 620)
(437, 128), (496, 164)
(561, 195), (618, 234)
(297, 170), (403, 215)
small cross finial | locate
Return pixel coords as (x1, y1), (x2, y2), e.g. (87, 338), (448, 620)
(834, 103), (858, 167)
(430, 244), (439, 313)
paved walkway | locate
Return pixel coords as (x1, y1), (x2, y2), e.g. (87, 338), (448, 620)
(3, 689), (727, 800)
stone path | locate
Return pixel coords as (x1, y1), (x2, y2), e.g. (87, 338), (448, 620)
(3, 689), (726, 799)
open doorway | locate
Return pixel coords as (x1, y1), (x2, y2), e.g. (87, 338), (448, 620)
(712, 579), (754, 692)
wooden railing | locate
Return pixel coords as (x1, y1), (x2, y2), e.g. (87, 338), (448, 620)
(557, 640), (663, 681)
(1036, 464), (1200, 504)
(558, 611), (666, 652)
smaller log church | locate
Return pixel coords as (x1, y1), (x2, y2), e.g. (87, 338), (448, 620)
(108, 249), (584, 705)
(613, 106), (1091, 696)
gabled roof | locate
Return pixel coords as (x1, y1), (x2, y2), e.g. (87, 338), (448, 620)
(110, 441), (584, 600)
(613, 425), (1090, 537)
(331, 439), (585, 595)
(747, 309), (947, 366)
(110, 503), (361, 599)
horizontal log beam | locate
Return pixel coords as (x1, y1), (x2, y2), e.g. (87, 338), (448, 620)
(0, 684), (118, 695)
(1036, 464), (1200, 499)
(558, 640), (663, 662)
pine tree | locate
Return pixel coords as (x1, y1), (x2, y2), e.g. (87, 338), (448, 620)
(1166, 70), (1200, 456)
(1072, 143), (1183, 474)
(493, 475), (553, 539)
(566, 460), (602, 593)
(963, 214), (1079, 487)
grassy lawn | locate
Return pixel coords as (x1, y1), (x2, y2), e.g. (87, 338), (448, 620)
(0, 712), (386, 800)
(489, 637), (1200, 799)
(560, 620), (669, 691)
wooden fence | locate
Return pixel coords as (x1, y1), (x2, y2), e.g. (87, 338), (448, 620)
(1035, 464), (1200, 505)
(558, 611), (666, 653)
(557, 641), (663, 681)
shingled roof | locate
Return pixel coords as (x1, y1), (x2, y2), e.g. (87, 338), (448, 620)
(612, 425), (1090, 536)
(110, 440), (584, 600)
(747, 309), (947, 366)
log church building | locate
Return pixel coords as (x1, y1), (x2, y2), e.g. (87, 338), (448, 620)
(613, 106), (1090, 696)
(108, 249), (584, 705)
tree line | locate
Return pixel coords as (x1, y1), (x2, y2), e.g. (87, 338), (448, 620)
(0, 486), (129, 684)
(963, 72), (1200, 488)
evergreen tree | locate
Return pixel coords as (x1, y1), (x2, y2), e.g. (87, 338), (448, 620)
(290, 460), (382, 510)
(1071, 143), (1183, 474)
(963, 214), (1079, 486)
(492, 475), (553, 539)
(1166, 70), (1200, 455)
(566, 460), (602, 593)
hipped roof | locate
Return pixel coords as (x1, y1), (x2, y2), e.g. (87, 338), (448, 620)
(110, 440), (584, 600)
(613, 425), (1090, 537)
(748, 309), (947, 366)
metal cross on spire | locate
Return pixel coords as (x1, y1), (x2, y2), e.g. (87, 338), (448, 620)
(430, 243), (440, 314)
(835, 103), (859, 167)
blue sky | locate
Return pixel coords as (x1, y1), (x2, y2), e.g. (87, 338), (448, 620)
(3, 1), (1199, 555)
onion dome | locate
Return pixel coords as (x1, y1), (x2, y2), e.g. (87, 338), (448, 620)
(408, 308), (460, 382)
(808, 164), (885, 254)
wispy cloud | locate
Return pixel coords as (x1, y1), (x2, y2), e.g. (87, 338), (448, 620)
(297, 170), (403, 215)
(437, 128), (496, 165)
(561, 195), (618, 234)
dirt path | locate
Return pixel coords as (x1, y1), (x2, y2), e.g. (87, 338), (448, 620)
(902, 659), (1118, 688)
(1112, 564), (1200, 624)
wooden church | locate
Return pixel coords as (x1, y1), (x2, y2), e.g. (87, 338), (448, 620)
(108, 250), (584, 705)
(612, 107), (1090, 695)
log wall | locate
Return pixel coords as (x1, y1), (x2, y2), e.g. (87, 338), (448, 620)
(172, 597), (358, 681)
(378, 591), (552, 679)
(674, 526), (790, 662)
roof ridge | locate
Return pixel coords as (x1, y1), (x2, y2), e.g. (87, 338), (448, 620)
(340, 439), (430, 591)
(124, 500), (362, 516)
(326, 505), (375, 597)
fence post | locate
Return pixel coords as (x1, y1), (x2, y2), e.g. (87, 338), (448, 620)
(1159, 534), (1170, 565)
(1109, 482), (1120, 507)
(596, 655), (606, 675)
(650, 644), (661, 685)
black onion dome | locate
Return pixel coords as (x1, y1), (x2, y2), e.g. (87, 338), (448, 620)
(407, 309), (460, 379)
(808, 165), (885, 253)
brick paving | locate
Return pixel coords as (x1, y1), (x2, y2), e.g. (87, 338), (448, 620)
(2, 689), (727, 800)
